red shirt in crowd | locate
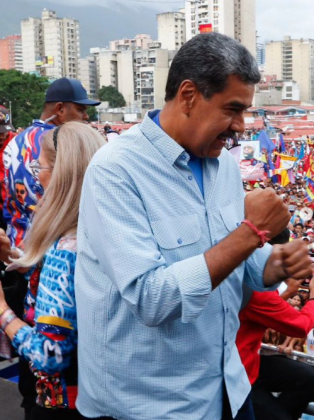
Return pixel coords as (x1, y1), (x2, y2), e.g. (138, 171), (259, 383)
(236, 290), (314, 385)
(0, 131), (16, 213)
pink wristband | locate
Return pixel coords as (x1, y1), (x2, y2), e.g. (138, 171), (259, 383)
(241, 219), (270, 248)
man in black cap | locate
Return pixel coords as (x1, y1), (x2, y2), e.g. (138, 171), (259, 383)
(1, 78), (100, 420)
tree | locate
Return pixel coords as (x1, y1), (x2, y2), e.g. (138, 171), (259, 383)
(86, 106), (97, 122)
(98, 85), (126, 108)
(0, 70), (50, 128)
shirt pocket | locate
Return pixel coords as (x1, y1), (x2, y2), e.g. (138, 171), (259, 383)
(151, 214), (201, 259)
(212, 199), (244, 243)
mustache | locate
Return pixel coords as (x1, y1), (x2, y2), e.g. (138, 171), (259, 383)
(217, 131), (237, 140)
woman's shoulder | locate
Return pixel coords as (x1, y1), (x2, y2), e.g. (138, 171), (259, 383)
(56, 234), (77, 253)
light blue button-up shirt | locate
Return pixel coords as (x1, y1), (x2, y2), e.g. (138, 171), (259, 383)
(75, 110), (275, 420)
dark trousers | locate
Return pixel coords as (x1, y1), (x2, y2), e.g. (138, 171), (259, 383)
(30, 404), (88, 420)
(252, 355), (314, 420)
(222, 390), (255, 420)
(19, 358), (37, 419)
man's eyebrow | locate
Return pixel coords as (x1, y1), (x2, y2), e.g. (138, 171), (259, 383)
(226, 101), (251, 110)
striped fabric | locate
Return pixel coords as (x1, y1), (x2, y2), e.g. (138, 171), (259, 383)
(75, 110), (275, 420)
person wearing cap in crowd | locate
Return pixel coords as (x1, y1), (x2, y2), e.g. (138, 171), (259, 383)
(293, 222), (304, 239)
(1, 77), (100, 420)
(298, 287), (310, 303)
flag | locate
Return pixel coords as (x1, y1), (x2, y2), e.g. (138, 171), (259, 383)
(257, 130), (276, 153)
(297, 143), (305, 161)
(279, 134), (286, 153)
(273, 153), (298, 186)
(304, 177), (314, 202)
(304, 154), (314, 179)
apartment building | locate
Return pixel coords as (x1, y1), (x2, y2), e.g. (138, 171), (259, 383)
(185, 0), (256, 57)
(21, 9), (80, 78)
(157, 12), (186, 51)
(134, 43), (171, 112)
(21, 17), (43, 74)
(0, 35), (23, 71)
(78, 55), (98, 98)
(265, 36), (314, 103)
(110, 34), (152, 52)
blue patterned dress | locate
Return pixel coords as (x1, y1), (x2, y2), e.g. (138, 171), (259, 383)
(12, 235), (78, 409)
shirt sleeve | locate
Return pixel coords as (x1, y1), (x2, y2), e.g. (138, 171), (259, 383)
(12, 250), (77, 375)
(82, 164), (212, 326)
(244, 243), (280, 292)
(243, 291), (314, 337)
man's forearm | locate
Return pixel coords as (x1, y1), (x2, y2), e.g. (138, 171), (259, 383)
(204, 223), (261, 290)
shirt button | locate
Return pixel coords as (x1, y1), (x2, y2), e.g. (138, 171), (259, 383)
(181, 155), (186, 160)
(224, 341), (227, 346)
(177, 238), (183, 245)
(225, 308), (229, 313)
(188, 176), (193, 181)
(236, 222), (241, 227)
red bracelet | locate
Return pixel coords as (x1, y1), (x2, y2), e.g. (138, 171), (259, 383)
(241, 220), (270, 248)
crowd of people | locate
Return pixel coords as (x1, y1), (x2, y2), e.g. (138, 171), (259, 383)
(0, 32), (313, 420)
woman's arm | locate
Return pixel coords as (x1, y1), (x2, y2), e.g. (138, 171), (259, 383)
(0, 247), (77, 375)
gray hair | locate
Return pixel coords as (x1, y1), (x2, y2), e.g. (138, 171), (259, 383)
(165, 32), (260, 101)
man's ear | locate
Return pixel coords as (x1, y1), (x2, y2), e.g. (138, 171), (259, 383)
(53, 102), (65, 117)
(177, 80), (199, 117)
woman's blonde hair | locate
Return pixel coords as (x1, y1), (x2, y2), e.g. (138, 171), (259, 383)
(16, 121), (105, 267)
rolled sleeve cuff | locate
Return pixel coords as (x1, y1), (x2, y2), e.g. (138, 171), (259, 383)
(173, 253), (211, 323)
(245, 243), (279, 291)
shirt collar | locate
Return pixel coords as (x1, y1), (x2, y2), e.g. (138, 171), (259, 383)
(139, 110), (185, 165)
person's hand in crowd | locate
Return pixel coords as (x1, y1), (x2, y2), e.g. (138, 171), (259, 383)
(245, 188), (290, 239)
(0, 229), (12, 264)
(280, 278), (305, 300)
(264, 240), (312, 285)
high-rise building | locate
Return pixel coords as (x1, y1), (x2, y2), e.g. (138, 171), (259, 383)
(21, 9), (80, 79)
(78, 55), (98, 99)
(157, 12), (186, 51)
(256, 43), (265, 67)
(134, 43), (171, 113)
(21, 17), (43, 74)
(265, 36), (314, 103)
(185, 0), (256, 57)
(90, 38), (174, 115)
(0, 35), (23, 71)
(110, 34), (152, 52)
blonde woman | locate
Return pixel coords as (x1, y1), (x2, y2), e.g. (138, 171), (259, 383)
(0, 121), (105, 420)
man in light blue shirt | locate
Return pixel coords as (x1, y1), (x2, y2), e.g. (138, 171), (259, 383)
(75, 33), (311, 420)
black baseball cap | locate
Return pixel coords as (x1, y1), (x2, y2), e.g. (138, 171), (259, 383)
(45, 78), (101, 106)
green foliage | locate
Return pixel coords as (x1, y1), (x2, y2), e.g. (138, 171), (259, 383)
(0, 70), (50, 128)
(86, 106), (97, 122)
(98, 85), (126, 108)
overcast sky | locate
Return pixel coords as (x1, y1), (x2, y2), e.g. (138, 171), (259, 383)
(31, 0), (314, 44)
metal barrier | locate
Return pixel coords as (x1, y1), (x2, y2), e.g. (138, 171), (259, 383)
(260, 343), (314, 416)
(260, 343), (314, 366)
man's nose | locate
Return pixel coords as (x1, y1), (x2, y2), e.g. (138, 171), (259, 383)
(231, 114), (245, 134)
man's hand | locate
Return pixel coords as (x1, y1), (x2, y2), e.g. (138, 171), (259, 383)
(264, 240), (312, 285)
(245, 188), (290, 239)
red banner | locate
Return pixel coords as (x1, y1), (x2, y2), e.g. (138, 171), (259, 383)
(199, 24), (212, 33)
